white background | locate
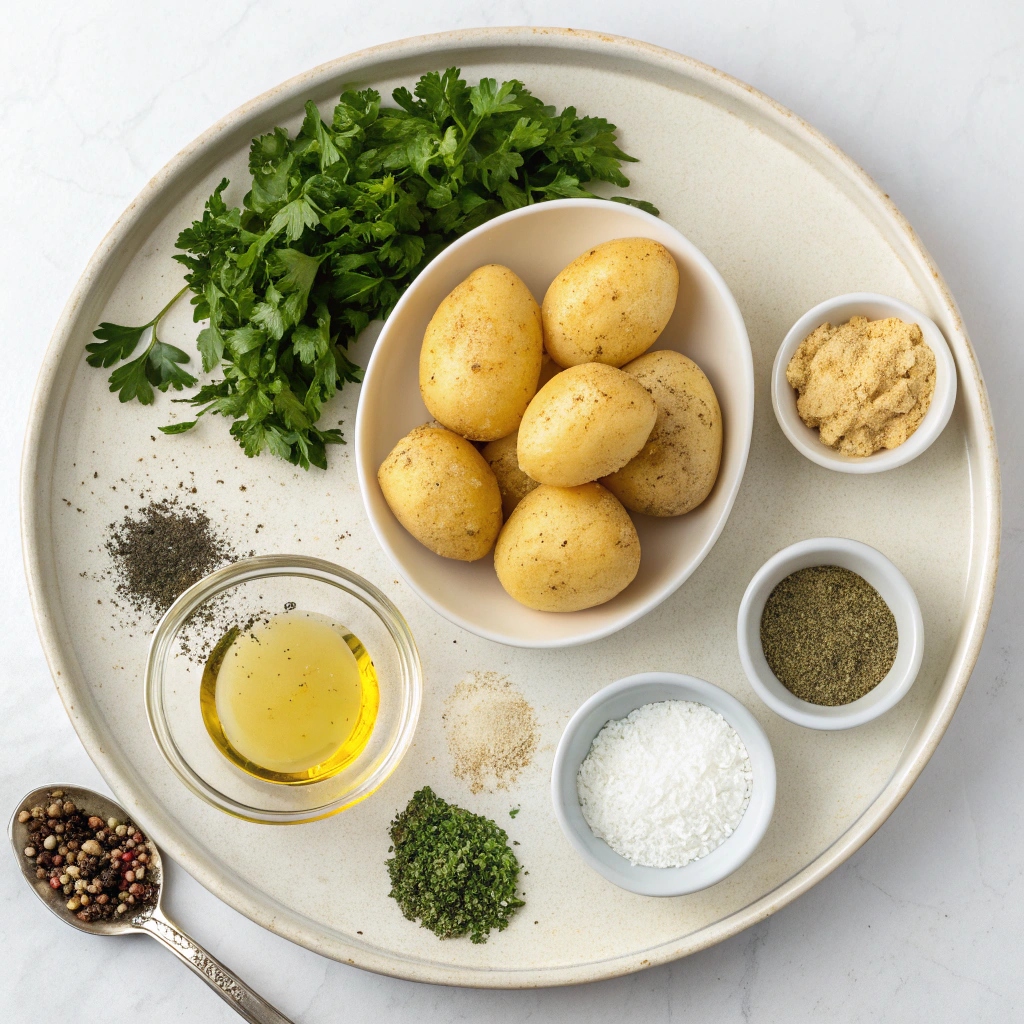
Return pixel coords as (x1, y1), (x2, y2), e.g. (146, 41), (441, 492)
(2, 2), (1021, 1019)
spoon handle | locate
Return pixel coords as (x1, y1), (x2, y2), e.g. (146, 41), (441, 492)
(139, 909), (295, 1023)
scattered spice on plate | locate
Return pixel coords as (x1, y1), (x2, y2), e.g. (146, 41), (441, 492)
(577, 701), (752, 868)
(106, 498), (235, 617)
(442, 672), (538, 794)
(386, 787), (524, 943)
(786, 315), (936, 456)
(103, 497), (255, 660)
(18, 791), (158, 922)
(760, 565), (898, 705)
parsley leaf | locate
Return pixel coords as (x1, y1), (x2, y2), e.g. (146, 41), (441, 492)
(159, 420), (198, 434)
(147, 341), (198, 391)
(86, 322), (149, 367)
(105, 332), (198, 404)
(88, 285), (195, 404)
(108, 352), (155, 405)
(89, 69), (655, 468)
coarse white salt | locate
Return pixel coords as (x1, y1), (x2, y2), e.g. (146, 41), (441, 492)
(577, 700), (753, 868)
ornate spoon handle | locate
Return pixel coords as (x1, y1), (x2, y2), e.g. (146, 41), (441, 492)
(139, 908), (295, 1023)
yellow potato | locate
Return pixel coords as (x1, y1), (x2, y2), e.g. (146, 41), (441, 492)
(378, 425), (502, 561)
(494, 483), (641, 612)
(482, 430), (538, 518)
(542, 237), (679, 368)
(517, 362), (657, 486)
(602, 350), (723, 516)
(419, 264), (543, 441)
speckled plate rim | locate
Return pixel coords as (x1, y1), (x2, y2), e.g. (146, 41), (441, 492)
(20, 27), (1000, 989)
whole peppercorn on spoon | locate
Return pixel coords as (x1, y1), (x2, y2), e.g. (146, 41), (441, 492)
(10, 784), (295, 1023)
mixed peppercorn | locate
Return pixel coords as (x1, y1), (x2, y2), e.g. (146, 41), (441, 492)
(18, 791), (158, 923)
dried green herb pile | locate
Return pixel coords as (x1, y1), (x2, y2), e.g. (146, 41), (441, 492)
(88, 68), (655, 469)
(386, 786), (524, 943)
(760, 565), (898, 705)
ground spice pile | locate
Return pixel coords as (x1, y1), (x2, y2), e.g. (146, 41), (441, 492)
(786, 315), (936, 456)
(386, 787), (524, 943)
(442, 672), (538, 794)
(760, 566), (898, 705)
(105, 499), (234, 617)
(18, 791), (158, 923)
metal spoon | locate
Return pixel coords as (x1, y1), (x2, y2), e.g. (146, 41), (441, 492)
(10, 784), (295, 1024)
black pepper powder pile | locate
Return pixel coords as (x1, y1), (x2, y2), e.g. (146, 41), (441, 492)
(105, 499), (234, 618)
(760, 565), (899, 706)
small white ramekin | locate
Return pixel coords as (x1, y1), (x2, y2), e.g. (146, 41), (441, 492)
(771, 293), (957, 473)
(737, 538), (923, 730)
(551, 672), (775, 896)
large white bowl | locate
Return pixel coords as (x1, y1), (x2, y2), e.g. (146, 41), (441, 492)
(550, 673), (776, 896)
(355, 199), (753, 648)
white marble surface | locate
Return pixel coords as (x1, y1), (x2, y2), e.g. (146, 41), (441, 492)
(2, 1), (1021, 1019)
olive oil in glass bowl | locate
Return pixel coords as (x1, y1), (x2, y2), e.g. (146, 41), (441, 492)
(146, 556), (422, 824)
(200, 611), (381, 785)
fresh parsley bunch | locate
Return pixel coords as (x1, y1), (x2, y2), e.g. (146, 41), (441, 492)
(88, 68), (655, 469)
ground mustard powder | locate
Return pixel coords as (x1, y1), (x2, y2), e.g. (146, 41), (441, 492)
(786, 315), (936, 456)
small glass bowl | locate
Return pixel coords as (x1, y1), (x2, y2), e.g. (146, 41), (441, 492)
(145, 555), (422, 824)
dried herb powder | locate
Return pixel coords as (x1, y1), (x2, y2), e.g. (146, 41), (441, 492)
(386, 787), (524, 943)
(106, 499), (234, 617)
(760, 566), (898, 705)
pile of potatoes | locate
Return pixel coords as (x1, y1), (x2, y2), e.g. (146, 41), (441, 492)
(377, 237), (723, 613)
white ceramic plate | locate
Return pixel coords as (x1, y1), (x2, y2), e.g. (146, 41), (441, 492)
(355, 199), (752, 648)
(21, 29), (998, 988)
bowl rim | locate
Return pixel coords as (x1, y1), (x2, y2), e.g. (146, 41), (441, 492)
(771, 292), (958, 473)
(736, 537), (924, 730)
(144, 553), (423, 824)
(354, 197), (753, 648)
(550, 672), (776, 896)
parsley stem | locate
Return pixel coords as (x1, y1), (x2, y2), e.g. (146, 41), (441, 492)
(452, 114), (483, 167)
(147, 285), (190, 328)
(140, 284), (190, 358)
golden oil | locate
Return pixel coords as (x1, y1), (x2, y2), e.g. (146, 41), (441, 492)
(200, 611), (379, 785)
